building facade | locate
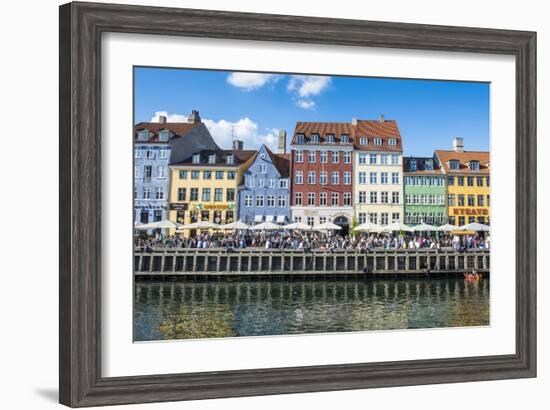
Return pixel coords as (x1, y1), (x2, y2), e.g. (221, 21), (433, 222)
(238, 143), (291, 225)
(403, 157), (447, 225)
(353, 118), (404, 226)
(290, 122), (354, 235)
(134, 110), (218, 225)
(168, 142), (256, 234)
(435, 138), (490, 226)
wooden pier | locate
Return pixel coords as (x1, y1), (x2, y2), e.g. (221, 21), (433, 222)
(134, 248), (490, 279)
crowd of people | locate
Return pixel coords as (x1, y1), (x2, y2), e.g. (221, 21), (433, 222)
(134, 230), (490, 253)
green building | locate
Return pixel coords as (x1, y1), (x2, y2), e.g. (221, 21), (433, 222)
(403, 157), (447, 226)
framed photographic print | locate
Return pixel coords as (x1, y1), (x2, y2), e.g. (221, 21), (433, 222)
(59, 1), (536, 407)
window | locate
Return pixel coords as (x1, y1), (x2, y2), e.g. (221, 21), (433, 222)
(308, 150), (316, 163)
(381, 192), (388, 204)
(341, 134), (350, 143)
(458, 176), (464, 186)
(487, 195), (490, 206)
(227, 171), (236, 180)
(296, 134), (305, 144)
(369, 213), (378, 224)
(381, 213), (389, 225)
(448, 194), (455, 206)
(134, 166), (140, 179)
(449, 160), (460, 170)
(409, 159), (417, 171)
(343, 192), (351, 206)
(138, 130), (149, 141)
(326, 134), (334, 143)
(143, 187), (151, 200)
(359, 137), (367, 145)
(381, 172), (388, 184)
(308, 171), (316, 184)
(405, 195), (412, 205)
(413, 194), (419, 205)
(370, 172), (377, 184)
(135, 149), (142, 159)
(269, 178), (276, 188)
(190, 188), (199, 201)
(295, 150), (303, 163)
(358, 212), (367, 224)
(267, 195), (275, 207)
(226, 188), (235, 202)
(260, 164), (267, 173)
(389, 138), (397, 146)
(310, 134), (319, 143)
(332, 151), (339, 163)
(477, 195), (484, 207)
(308, 192), (315, 206)
(469, 160), (480, 171)
(320, 171), (327, 185)
(144, 165), (152, 180)
(279, 179), (288, 189)
(258, 179), (265, 188)
(391, 154), (399, 165)
(215, 170), (224, 180)
(203, 170), (211, 180)
(421, 177), (427, 186)
(134, 188), (137, 200)
(391, 172), (399, 184)
(486, 176), (490, 187)
(344, 152), (352, 164)
(424, 159), (433, 170)
(208, 154), (216, 164)
(191, 170), (200, 180)
(245, 195), (252, 207)
(359, 191), (367, 204)
(319, 192), (327, 206)
(477, 176), (484, 186)
(468, 195), (475, 206)
(145, 150), (154, 159)
(421, 195), (428, 205)
(278, 195), (287, 207)
(331, 171), (339, 185)
(331, 192), (339, 206)
(214, 188), (223, 202)
(392, 192), (399, 204)
(380, 154), (388, 165)
(343, 172), (351, 185)
(226, 154), (234, 165)
(295, 171), (303, 184)
(448, 176), (454, 186)
(458, 194), (465, 206)
(358, 153), (367, 164)
(320, 150), (328, 163)
(159, 149), (168, 159)
(295, 192), (303, 206)
(429, 195), (436, 205)
(256, 195), (264, 207)
(467, 176), (474, 186)
(438, 195), (445, 205)
(307, 216), (314, 226)
(159, 130), (170, 142)
(192, 154), (200, 164)
(247, 176), (255, 187)
(358, 172), (367, 184)
(370, 191), (378, 204)
(374, 137), (382, 145)
(177, 188), (186, 201)
(369, 153), (377, 164)
(202, 188), (211, 202)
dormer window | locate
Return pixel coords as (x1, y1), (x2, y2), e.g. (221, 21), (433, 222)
(159, 130), (170, 142)
(341, 134), (349, 143)
(208, 154), (217, 164)
(296, 134), (305, 144)
(425, 159), (433, 170)
(326, 134), (334, 143)
(310, 134), (319, 143)
(389, 138), (397, 146)
(226, 154), (234, 165)
(449, 159), (460, 170)
(359, 137), (367, 145)
(138, 130), (149, 141)
(374, 137), (382, 145)
(469, 160), (480, 171)
(409, 159), (417, 171)
(192, 154), (201, 164)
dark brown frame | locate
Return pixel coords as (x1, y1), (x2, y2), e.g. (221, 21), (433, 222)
(59, 1), (537, 407)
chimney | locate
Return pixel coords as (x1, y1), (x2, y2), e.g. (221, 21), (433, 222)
(453, 137), (464, 152)
(158, 115), (167, 124)
(278, 129), (287, 154)
(351, 118), (358, 126)
(187, 109), (201, 124)
(380, 114), (385, 122)
(233, 139), (244, 151)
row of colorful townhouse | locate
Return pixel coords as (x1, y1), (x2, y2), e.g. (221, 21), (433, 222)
(134, 110), (490, 236)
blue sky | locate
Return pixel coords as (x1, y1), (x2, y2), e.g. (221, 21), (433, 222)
(134, 67), (489, 156)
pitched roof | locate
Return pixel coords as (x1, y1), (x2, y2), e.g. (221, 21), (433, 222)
(290, 118), (403, 152)
(171, 149), (257, 167)
(434, 150), (490, 174)
(403, 156), (442, 175)
(265, 146), (291, 178)
(134, 122), (199, 142)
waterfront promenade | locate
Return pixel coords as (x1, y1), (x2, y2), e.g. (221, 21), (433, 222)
(134, 248), (489, 278)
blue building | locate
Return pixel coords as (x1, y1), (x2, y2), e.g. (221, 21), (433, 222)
(134, 110), (218, 224)
(238, 143), (291, 225)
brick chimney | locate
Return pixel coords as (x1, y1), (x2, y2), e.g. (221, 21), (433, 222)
(187, 110), (201, 124)
(453, 137), (464, 152)
(278, 129), (287, 154)
(233, 139), (244, 151)
(380, 114), (385, 122)
(158, 115), (167, 124)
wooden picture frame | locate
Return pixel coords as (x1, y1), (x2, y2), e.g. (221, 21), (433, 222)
(59, 1), (536, 407)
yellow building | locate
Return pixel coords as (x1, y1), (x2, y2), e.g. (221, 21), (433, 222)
(168, 145), (256, 235)
(435, 138), (490, 227)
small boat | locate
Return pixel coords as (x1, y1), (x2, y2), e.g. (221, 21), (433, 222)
(464, 269), (482, 280)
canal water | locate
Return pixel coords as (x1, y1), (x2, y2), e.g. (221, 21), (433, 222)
(134, 278), (490, 341)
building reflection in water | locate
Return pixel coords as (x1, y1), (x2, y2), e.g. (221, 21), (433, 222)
(134, 278), (490, 341)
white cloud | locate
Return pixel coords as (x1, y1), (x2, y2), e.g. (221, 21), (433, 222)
(296, 99), (316, 110)
(287, 75), (331, 98)
(202, 117), (279, 151)
(150, 111), (188, 122)
(227, 73), (279, 91)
